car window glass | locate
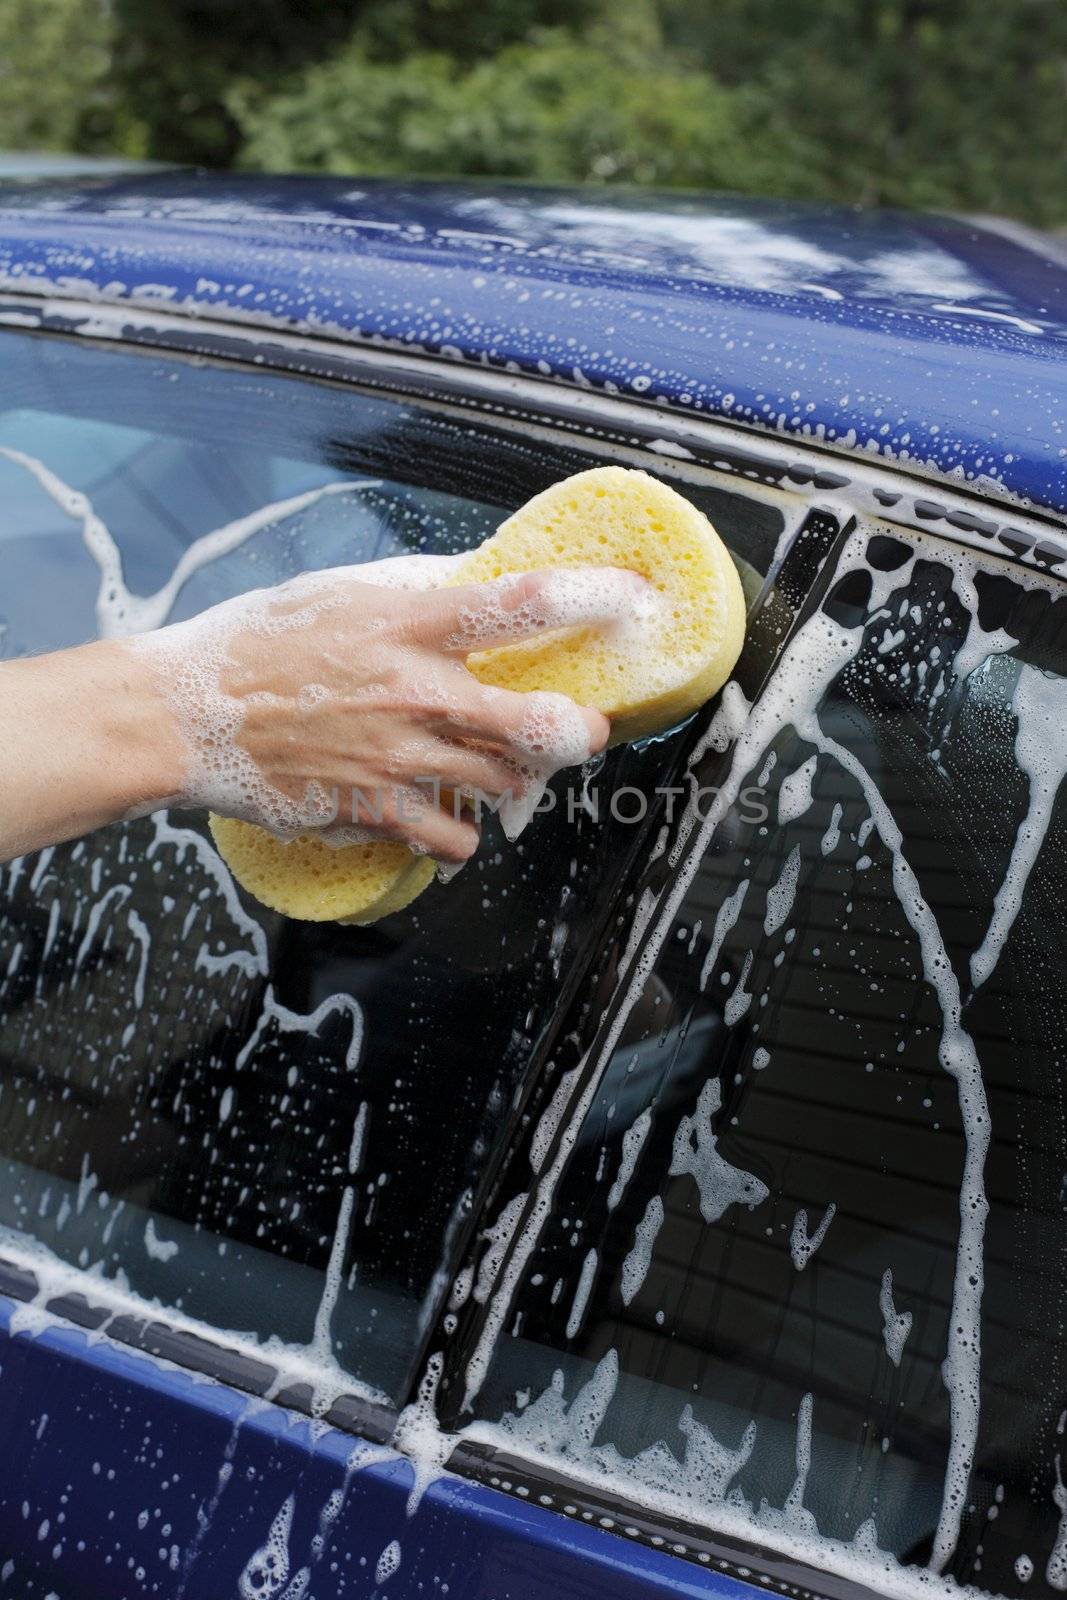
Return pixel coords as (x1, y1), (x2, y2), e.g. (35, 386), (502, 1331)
(458, 517), (1067, 1599)
(0, 329), (794, 1411)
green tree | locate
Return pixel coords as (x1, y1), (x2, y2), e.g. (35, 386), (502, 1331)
(230, 21), (815, 191)
(0, 0), (1063, 228)
(356, 0), (600, 61)
(104, 0), (600, 168)
(106, 0), (361, 166)
(0, 0), (117, 154)
(660, 0), (1067, 224)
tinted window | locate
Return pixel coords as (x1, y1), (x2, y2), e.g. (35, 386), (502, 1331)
(0, 329), (790, 1410)
(457, 518), (1067, 1598)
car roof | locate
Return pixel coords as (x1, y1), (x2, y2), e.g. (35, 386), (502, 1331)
(0, 152), (167, 178)
(1, 171), (1066, 518)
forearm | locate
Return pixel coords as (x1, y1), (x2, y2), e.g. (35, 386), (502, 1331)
(0, 641), (184, 863)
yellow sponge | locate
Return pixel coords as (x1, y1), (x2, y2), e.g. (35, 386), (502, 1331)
(453, 466), (744, 744)
(207, 819), (437, 925)
(210, 466), (745, 923)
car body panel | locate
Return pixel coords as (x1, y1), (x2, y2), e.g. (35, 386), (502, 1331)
(0, 1295), (757, 1600)
(0, 173), (1065, 516)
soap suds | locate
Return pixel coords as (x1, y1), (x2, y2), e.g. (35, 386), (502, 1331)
(620, 1198), (663, 1306)
(765, 846), (802, 936)
(238, 1494), (300, 1600)
(699, 878), (749, 991)
(565, 1248), (598, 1338)
(144, 1219), (179, 1263)
(392, 1351), (453, 1516)
(464, 524), (995, 1575)
(606, 1108), (652, 1211)
(444, 566), (657, 654)
(821, 801), (843, 856)
(498, 691), (597, 842)
(1049, 1449), (1067, 1589)
(669, 1077), (768, 1223)
(759, 1394), (817, 1538)
(970, 664), (1067, 991)
(778, 755), (818, 825)
(879, 1268), (913, 1367)
(0, 444), (377, 639)
(375, 1540), (402, 1585)
(790, 1203), (836, 1271)
(473, 1193), (527, 1304)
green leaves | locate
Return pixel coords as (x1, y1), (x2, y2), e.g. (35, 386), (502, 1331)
(231, 30), (765, 188)
(0, 0), (118, 155)
(0, 0), (1064, 228)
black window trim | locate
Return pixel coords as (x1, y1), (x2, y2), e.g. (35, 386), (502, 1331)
(451, 1434), (900, 1600)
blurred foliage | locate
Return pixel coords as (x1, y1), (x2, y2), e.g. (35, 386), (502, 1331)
(0, 0), (115, 153)
(1, 0), (1065, 224)
(662, 0), (1067, 222)
(229, 30), (807, 191)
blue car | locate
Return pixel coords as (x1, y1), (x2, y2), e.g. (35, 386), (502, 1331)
(0, 172), (1065, 1600)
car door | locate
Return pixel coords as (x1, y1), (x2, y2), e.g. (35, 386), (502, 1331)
(447, 486), (1067, 1600)
(0, 320), (839, 1597)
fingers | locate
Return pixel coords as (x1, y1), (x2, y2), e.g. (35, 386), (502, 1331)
(399, 803), (480, 865)
(443, 681), (610, 763)
(421, 744), (532, 802)
(331, 786), (481, 864)
(345, 552), (468, 593)
(579, 703), (611, 756)
(412, 566), (652, 654)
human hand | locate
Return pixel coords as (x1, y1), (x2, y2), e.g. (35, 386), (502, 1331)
(133, 557), (649, 863)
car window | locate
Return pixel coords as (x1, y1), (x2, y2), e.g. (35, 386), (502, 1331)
(0, 328), (800, 1413)
(456, 515), (1067, 1599)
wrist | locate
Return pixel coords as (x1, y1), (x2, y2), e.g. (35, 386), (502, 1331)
(0, 640), (186, 862)
(84, 639), (188, 818)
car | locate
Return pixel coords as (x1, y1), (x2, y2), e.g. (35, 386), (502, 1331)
(0, 153), (166, 180)
(0, 170), (1064, 1600)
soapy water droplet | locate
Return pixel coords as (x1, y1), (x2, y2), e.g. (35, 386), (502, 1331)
(375, 1539), (402, 1584)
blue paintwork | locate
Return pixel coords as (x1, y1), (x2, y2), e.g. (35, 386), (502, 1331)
(0, 1297), (754, 1599)
(0, 173), (1065, 515)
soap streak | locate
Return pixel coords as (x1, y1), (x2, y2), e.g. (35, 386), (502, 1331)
(970, 664), (1067, 991)
(0, 444), (378, 638)
(463, 525), (996, 1574)
(879, 1268), (913, 1367)
(790, 1203), (836, 1271)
